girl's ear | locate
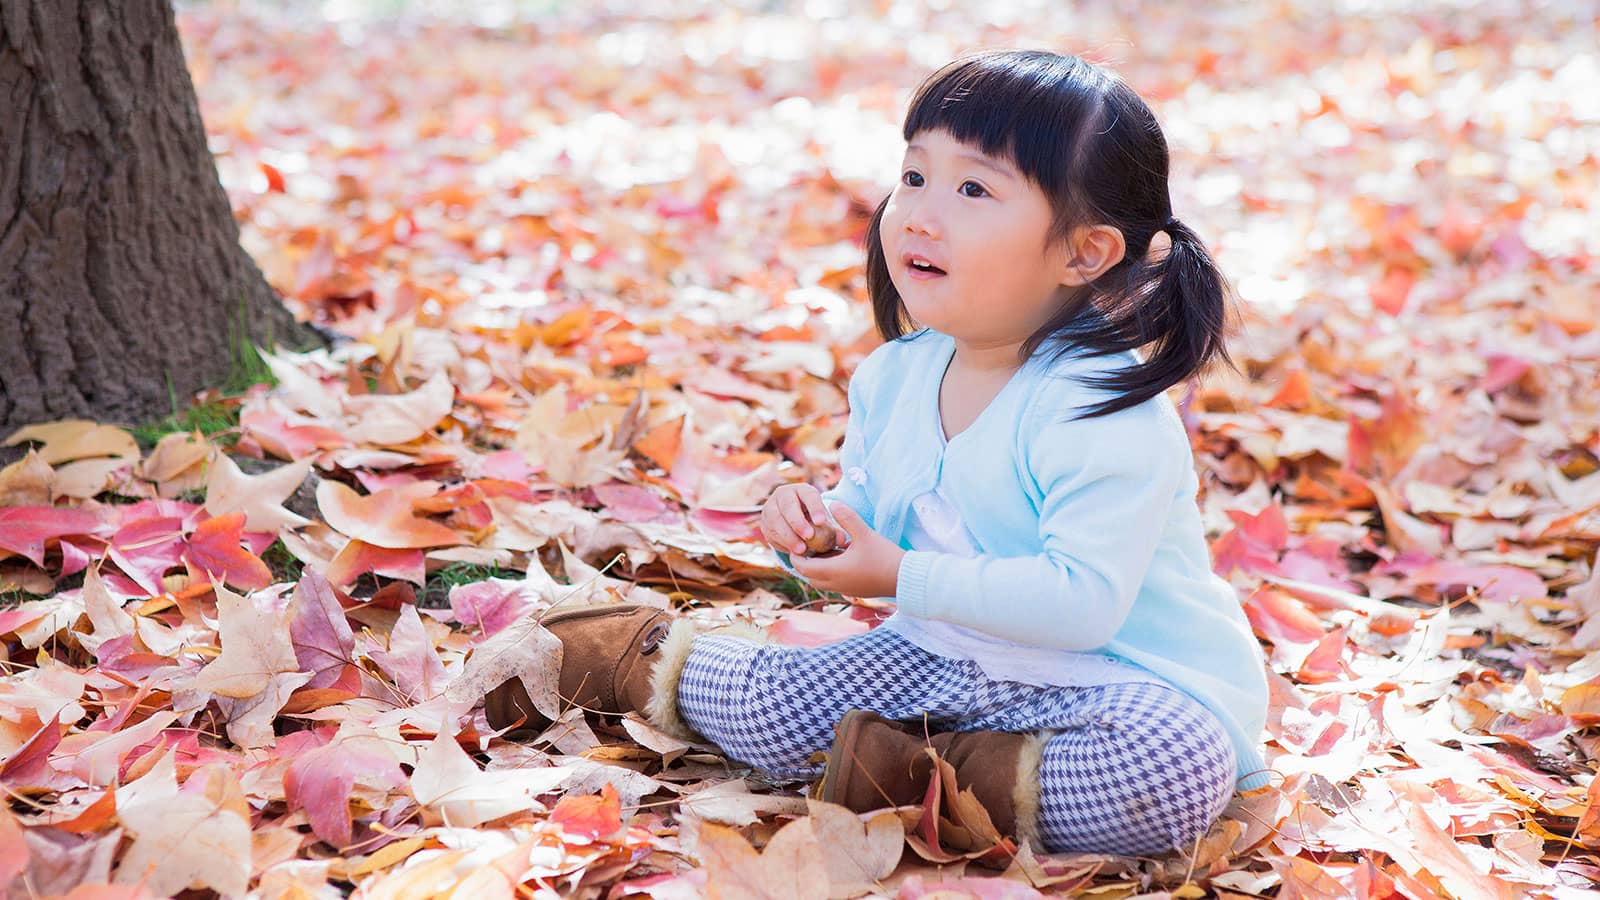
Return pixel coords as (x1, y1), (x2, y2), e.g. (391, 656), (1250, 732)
(1057, 224), (1127, 287)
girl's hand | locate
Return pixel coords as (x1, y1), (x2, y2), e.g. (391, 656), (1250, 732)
(790, 503), (905, 599)
(761, 483), (835, 557)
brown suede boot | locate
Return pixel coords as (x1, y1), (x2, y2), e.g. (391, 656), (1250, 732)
(813, 709), (1051, 852)
(483, 603), (675, 736)
(483, 604), (777, 742)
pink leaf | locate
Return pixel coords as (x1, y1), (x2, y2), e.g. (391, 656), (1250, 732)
(369, 603), (446, 701)
(448, 578), (538, 637)
(284, 741), (407, 848)
(290, 570), (357, 690)
(0, 506), (105, 567)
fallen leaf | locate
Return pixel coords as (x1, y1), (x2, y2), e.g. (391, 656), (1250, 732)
(203, 453), (313, 532)
(182, 512), (273, 590)
(111, 751), (251, 897)
(316, 479), (462, 549)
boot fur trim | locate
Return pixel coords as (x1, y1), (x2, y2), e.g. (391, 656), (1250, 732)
(644, 618), (774, 742)
(1011, 729), (1053, 853)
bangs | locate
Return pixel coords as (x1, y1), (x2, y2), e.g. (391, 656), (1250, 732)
(901, 50), (1113, 203)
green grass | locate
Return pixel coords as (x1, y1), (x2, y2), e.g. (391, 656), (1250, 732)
(130, 395), (247, 449)
(759, 574), (847, 609)
(132, 282), (290, 450)
(130, 329), (280, 449)
(262, 539), (306, 584)
(418, 561), (521, 608)
(0, 586), (47, 609)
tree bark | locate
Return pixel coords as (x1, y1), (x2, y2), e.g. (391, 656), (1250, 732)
(0, 0), (318, 437)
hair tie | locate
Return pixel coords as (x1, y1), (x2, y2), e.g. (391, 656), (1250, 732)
(1163, 215), (1180, 233)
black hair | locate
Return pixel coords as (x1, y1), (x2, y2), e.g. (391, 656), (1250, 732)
(863, 49), (1240, 420)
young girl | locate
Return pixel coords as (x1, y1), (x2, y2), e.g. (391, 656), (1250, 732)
(486, 49), (1270, 859)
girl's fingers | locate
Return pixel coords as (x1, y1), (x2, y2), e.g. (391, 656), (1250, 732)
(783, 493), (814, 542)
(804, 495), (829, 530)
(763, 506), (802, 555)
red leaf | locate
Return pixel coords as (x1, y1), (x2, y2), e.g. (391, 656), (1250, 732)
(1226, 503), (1290, 552)
(0, 506), (105, 567)
(324, 538), (424, 588)
(289, 570), (357, 690)
(549, 781), (626, 843)
(182, 513), (273, 591)
(0, 713), (62, 787)
(448, 578), (538, 636)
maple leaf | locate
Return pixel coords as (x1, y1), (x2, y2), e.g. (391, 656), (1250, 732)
(408, 731), (571, 827)
(316, 479), (462, 549)
(0, 506), (105, 567)
(447, 576), (540, 636)
(444, 612), (565, 723)
(324, 537), (425, 587)
(55, 710), (179, 790)
(694, 817), (830, 900)
(203, 453), (313, 533)
(342, 370), (456, 445)
(514, 383), (630, 487)
(186, 583), (310, 747)
(105, 515), (187, 596)
(182, 512), (274, 591)
(368, 603), (447, 701)
(3, 420), (139, 465)
(549, 781), (627, 844)
(0, 449), (54, 506)
(112, 750), (251, 897)
(288, 569), (357, 690)
(135, 431), (214, 498)
(77, 565), (135, 656)
(283, 739), (408, 848)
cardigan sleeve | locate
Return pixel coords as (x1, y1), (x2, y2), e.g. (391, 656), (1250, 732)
(773, 349), (880, 577)
(893, 398), (1187, 650)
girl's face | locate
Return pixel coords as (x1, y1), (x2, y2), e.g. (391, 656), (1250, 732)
(881, 128), (1071, 350)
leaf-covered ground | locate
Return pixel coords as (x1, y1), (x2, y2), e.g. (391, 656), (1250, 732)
(3, 1), (1600, 897)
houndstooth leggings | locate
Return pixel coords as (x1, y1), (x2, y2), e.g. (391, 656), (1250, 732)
(675, 624), (1237, 857)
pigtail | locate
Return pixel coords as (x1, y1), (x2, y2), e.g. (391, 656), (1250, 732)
(1060, 218), (1238, 421)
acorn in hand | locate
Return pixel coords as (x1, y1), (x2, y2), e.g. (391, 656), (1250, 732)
(801, 506), (842, 557)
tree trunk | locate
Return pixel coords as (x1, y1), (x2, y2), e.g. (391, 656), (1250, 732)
(0, 0), (318, 437)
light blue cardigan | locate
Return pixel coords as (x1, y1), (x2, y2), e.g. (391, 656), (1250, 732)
(776, 327), (1271, 791)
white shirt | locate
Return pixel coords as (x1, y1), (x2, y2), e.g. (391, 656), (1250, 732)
(880, 420), (1172, 690)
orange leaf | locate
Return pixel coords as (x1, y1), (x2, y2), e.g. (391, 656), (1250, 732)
(633, 416), (683, 475)
(549, 781), (626, 843)
(1560, 684), (1600, 718)
(1243, 587), (1326, 645)
(1296, 625), (1349, 684)
(316, 480), (461, 549)
(1370, 264), (1416, 316)
(1265, 368), (1311, 409)
(767, 610), (868, 647)
(183, 513), (272, 591)
(324, 539), (425, 588)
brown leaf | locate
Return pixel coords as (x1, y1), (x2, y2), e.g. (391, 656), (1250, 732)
(696, 819), (830, 900)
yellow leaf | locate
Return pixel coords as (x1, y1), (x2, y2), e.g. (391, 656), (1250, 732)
(4, 419), (139, 464)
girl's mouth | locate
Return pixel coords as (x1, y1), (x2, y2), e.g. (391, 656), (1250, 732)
(905, 257), (947, 279)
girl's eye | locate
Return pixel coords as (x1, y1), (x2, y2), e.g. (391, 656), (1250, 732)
(898, 171), (988, 197)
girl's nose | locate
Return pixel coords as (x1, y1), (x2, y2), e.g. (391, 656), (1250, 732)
(903, 202), (940, 239)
